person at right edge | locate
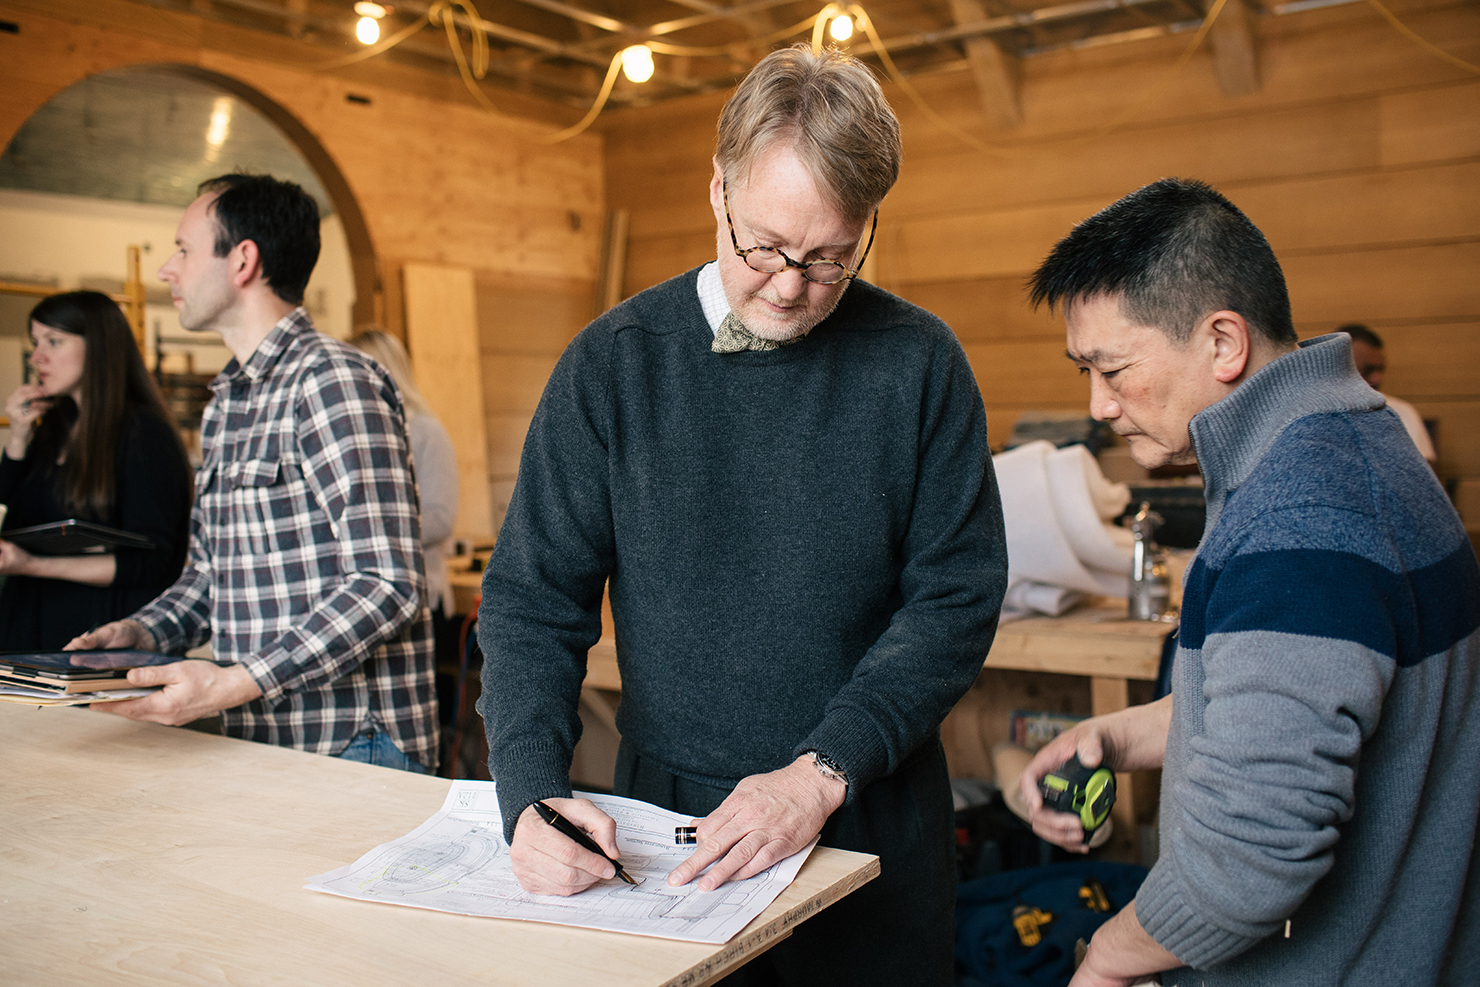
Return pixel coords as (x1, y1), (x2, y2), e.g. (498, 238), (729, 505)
(1340, 322), (1437, 465)
(1020, 177), (1479, 986)
(476, 44), (1008, 987)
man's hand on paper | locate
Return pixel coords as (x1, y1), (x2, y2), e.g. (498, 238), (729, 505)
(1019, 695), (1173, 852)
(509, 796), (623, 895)
(667, 754), (845, 892)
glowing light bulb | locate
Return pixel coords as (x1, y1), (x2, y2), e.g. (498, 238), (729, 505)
(830, 14), (854, 42)
(356, 15), (380, 45)
(205, 97), (232, 148)
(621, 44), (655, 84)
(204, 96), (232, 163)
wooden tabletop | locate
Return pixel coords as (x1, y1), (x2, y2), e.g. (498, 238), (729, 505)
(982, 603), (1170, 682)
(0, 705), (878, 987)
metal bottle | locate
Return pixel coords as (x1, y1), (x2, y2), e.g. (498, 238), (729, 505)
(1128, 501), (1172, 621)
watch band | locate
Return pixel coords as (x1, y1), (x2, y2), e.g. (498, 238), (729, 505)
(803, 750), (849, 789)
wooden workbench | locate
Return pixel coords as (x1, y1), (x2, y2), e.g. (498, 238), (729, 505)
(962, 603), (1171, 858)
(582, 602), (1167, 697)
(454, 566), (1164, 701)
(0, 704), (878, 987)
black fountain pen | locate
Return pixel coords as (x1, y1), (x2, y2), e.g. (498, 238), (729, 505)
(532, 800), (642, 885)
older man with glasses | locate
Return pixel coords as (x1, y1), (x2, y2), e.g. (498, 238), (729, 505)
(477, 43), (1007, 987)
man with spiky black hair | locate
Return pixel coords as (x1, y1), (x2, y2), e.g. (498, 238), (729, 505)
(1020, 178), (1480, 986)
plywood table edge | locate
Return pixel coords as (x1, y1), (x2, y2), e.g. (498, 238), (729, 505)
(978, 646), (1162, 681)
(660, 851), (881, 987)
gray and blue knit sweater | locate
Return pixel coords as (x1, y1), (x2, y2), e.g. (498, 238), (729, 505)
(1140, 333), (1480, 985)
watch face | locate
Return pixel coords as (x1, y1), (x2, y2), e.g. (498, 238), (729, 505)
(808, 751), (847, 784)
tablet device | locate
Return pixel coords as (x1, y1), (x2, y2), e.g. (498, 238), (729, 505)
(0, 650), (225, 693)
(1, 520), (156, 555)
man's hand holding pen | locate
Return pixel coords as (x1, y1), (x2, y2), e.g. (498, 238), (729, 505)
(509, 796), (627, 896)
(510, 754), (845, 898)
(665, 754), (845, 892)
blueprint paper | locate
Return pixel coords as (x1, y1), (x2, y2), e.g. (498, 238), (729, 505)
(305, 779), (817, 943)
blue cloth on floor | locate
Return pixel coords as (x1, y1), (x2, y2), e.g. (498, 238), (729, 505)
(956, 861), (1148, 987)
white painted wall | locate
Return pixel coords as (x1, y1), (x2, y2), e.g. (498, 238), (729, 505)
(0, 188), (355, 368)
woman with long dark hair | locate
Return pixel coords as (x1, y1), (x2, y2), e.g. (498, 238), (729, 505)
(0, 290), (192, 649)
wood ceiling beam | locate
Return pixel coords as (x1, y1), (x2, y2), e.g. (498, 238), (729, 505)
(948, 0), (1022, 129)
(1207, 0), (1261, 96)
(505, 0), (629, 35)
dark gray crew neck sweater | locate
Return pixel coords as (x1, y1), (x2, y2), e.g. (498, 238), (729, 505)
(478, 268), (1008, 835)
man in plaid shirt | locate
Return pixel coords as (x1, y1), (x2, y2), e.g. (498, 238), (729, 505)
(70, 174), (438, 773)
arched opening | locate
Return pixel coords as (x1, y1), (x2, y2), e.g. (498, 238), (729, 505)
(150, 64), (378, 331)
(0, 64), (378, 453)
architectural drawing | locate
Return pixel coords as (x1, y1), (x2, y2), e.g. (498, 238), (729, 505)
(306, 780), (815, 944)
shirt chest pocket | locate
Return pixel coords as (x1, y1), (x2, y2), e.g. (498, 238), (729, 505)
(221, 456), (309, 557)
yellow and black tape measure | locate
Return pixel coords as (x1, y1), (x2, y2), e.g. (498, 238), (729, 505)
(1038, 754), (1116, 840)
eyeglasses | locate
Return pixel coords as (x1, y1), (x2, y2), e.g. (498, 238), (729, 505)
(723, 182), (877, 285)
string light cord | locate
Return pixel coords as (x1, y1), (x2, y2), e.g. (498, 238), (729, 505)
(644, 12), (827, 59)
(1069, 0), (1229, 148)
(302, 0), (1239, 149)
(848, 3), (994, 153)
(429, 0), (1230, 148)
(531, 51), (625, 144)
(1365, 0), (1480, 75)
(436, 0), (503, 116)
(432, 2), (625, 141)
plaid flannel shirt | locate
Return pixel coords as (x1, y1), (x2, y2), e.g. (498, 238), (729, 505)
(133, 310), (438, 768)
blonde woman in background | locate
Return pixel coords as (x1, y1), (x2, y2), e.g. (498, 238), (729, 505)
(348, 329), (459, 634)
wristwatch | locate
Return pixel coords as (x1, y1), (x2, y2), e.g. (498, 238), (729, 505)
(802, 750), (849, 790)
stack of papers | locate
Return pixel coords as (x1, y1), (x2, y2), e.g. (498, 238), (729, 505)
(0, 649), (187, 702)
(306, 780), (816, 943)
(0, 685), (157, 706)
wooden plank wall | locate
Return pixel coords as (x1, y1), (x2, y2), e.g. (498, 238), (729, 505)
(0, 0), (605, 541)
(403, 262), (495, 538)
(602, 0), (1480, 532)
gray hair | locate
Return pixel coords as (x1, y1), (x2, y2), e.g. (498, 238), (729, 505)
(716, 44), (901, 224)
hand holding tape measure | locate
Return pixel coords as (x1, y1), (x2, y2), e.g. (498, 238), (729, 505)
(1037, 753), (1117, 843)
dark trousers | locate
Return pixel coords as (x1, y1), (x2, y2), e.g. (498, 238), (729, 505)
(614, 739), (957, 987)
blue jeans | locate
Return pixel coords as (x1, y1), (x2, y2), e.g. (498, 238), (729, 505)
(337, 728), (429, 774)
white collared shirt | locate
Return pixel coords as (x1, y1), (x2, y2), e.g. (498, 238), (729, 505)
(696, 262), (728, 337)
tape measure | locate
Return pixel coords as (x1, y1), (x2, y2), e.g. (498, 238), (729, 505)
(1038, 754), (1116, 840)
